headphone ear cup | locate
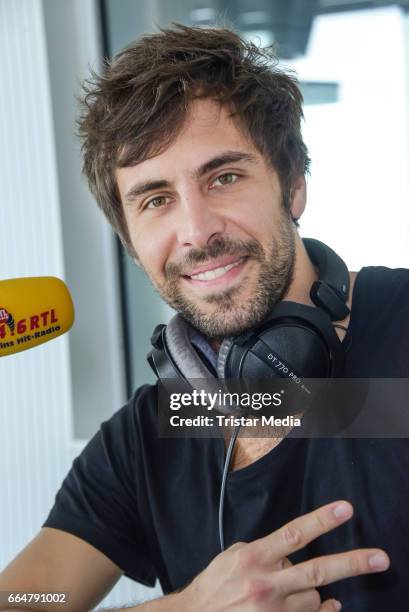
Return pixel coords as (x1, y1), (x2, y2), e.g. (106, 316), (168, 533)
(217, 337), (234, 378)
(219, 303), (345, 380)
(165, 314), (217, 379)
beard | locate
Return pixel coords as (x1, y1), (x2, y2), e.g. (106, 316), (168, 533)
(147, 208), (296, 341)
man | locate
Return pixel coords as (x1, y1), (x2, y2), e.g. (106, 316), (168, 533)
(2, 24), (409, 612)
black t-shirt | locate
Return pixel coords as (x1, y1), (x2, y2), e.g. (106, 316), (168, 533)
(43, 266), (409, 611)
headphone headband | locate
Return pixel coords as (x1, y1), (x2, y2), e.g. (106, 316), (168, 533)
(303, 238), (350, 320)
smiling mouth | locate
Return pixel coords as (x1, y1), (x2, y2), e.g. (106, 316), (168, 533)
(182, 256), (249, 285)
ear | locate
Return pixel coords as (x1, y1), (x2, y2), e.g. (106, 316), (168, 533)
(290, 175), (307, 221)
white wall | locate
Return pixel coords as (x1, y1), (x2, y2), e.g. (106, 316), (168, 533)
(0, 0), (160, 607)
(42, 0), (127, 440)
(0, 0), (74, 559)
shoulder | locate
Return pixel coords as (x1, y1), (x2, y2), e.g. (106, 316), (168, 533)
(348, 266), (409, 374)
(108, 383), (158, 423)
(353, 266), (409, 310)
(98, 383), (159, 456)
(355, 265), (409, 292)
(48, 383), (161, 518)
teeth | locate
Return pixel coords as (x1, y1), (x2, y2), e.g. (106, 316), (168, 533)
(190, 259), (243, 281)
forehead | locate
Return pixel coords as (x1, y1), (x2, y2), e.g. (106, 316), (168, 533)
(181, 98), (240, 136)
(115, 99), (261, 190)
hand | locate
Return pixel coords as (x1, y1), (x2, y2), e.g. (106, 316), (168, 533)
(179, 500), (389, 611)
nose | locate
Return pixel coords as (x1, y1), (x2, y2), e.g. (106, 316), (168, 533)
(175, 191), (226, 249)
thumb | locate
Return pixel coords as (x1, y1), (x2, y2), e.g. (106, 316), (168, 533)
(319, 599), (342, 611)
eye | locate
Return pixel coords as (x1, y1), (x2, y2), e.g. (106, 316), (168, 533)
(211, 173), (239, 188)
(144, 195), (169, 210)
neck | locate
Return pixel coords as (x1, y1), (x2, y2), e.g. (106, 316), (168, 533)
(283, 236), (318, 306)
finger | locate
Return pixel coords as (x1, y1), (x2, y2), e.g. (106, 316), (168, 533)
(277, 548), (390, 595)
(252, 500), (354, 563)
(271, 556), (292, 572)
(285, 588), (321, 612)
(319, 599), (342, 611)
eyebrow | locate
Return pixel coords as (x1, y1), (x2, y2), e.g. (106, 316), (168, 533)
(123, 151), (259, 205)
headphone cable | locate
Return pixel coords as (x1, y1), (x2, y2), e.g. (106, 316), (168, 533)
(333, 323), (353, 352)
(219, 423), (242, 551)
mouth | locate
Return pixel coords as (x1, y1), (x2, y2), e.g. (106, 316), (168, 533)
(182, 256), (249, 288)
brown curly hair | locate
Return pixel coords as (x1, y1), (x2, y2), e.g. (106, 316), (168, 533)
(78, 23), (310, 257)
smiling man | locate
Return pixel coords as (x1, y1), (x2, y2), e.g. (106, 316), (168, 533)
(2, 23), (409, 612)
(117, 99), (308, 342)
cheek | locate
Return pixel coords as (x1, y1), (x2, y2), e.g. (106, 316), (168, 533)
(128, 220), (171, 279)
(229, 196), (277, 239)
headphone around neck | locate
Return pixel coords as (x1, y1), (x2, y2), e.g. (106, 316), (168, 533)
(147, 238), (350, 383)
